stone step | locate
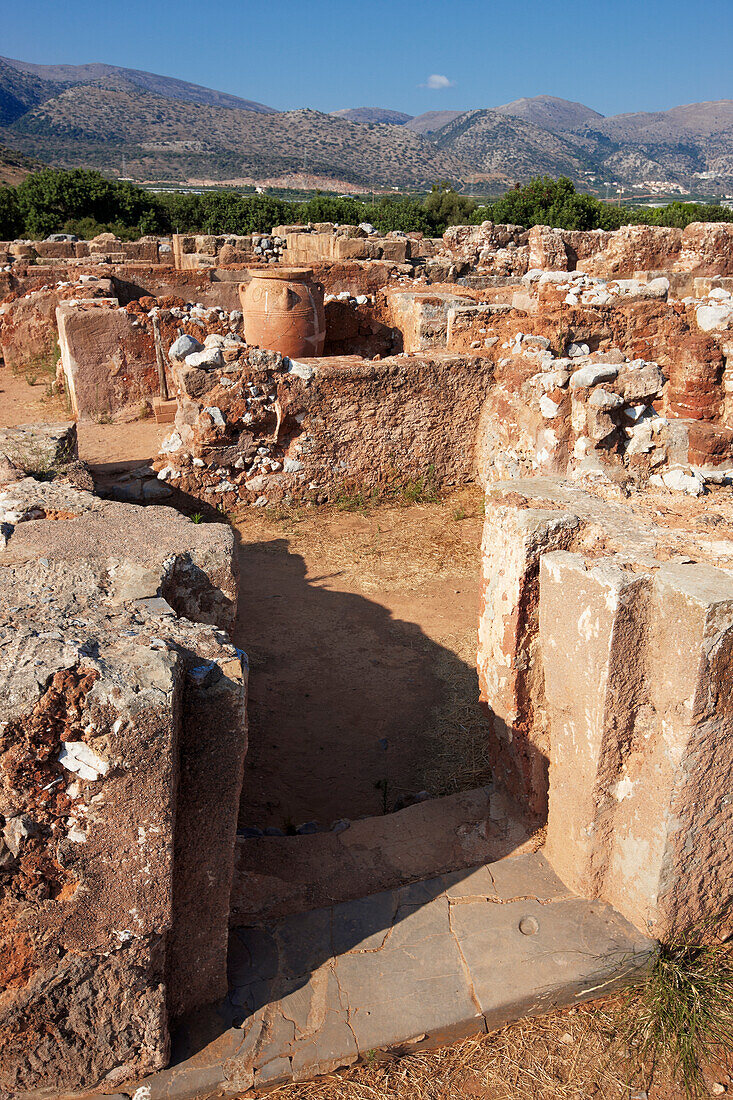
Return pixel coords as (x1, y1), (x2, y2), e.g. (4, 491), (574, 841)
(230, 786), (540, 925)
(133, 851), (654, 1099)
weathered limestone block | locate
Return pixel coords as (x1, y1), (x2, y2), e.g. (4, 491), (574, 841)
(0, 479), (247, 1093)
(607, 563), (733, 937)
(528, 225), (571, 271)
(0, 422), (77, 475)
(541, 552), (650, 894)
(541, 552), (733, 940)
(0, 629), (180, 1093)
(578, 225), (683, 278)
(679, 222), (733, 276)
(0, 481), (238, 631)
(384, 288), (474, 352)
(166, 641), (248, 1017)
(56, 301), (160, 419)
(477, 495), (580, 816)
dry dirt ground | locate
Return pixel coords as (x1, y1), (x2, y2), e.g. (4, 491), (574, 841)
(232, 491), (488, 828)
(0, 366), (169, 468)
(251, 994), (732, 1100)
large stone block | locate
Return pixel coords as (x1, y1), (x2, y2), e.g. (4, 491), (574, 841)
(541, 551), (650, 895)
(607, 562), (733, 937)
(477, 499), (580, 817)
(56, 301), (160, 419)
(0, 632), (180, 1093)
(0, 480), (247, 1093)
(541, 551), (733, 940)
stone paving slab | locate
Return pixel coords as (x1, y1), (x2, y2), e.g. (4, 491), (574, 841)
(132, 851), (655, 1098)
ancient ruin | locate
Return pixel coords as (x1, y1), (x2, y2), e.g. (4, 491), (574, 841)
(2, 215), (733, 1097)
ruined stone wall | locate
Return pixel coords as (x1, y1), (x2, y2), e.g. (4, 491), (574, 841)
(0, 276), (114, 371)
(56, 295), (246, 420)
(153, 341), (493, 508)
(0, 429), (247, 1094)
(439, 220), (733, 280)
(477, 477), (733, 941)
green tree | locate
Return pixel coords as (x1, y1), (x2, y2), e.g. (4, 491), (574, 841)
(422, 184), (476, 233)
(0, 185), (21, 239)
(14, 168), (165, 238)
(486, 176), (603, 231)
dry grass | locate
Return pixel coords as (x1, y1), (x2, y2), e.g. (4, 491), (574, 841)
(235, 486), (485, 594)
(261, 1001), (630, 1100)
(247, 990), (731, 1100)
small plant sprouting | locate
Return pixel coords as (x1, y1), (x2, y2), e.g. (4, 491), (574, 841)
(25, 373), (38, 386)
(452, 505), (467, 521)
(623, 917), (733, 1098)
(190, 512), (204, 524)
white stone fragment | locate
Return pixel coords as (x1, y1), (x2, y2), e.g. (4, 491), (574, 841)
(58, 741), (109, 782)
(203, 407), (226, 428)
(567, 342), (590, 358)
(539, 394), (561, 419)
(570, 364), (619, 388)
(661, 467), (706, 496)
(287, 359), (315, 383)
(696, 301), (733, 332)
(185, 347), (224, 369)
(589, 389), (624, 410)
(161, 431), (183, 454)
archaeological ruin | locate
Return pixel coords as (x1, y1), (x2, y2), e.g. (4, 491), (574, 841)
(1, 216), (733, 1097)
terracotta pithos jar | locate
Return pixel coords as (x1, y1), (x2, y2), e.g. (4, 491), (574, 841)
(239, 267), (326, 358)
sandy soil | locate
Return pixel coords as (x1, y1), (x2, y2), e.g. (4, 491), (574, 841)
(232, 492), (488, 828)
(0, 366), (168, 470)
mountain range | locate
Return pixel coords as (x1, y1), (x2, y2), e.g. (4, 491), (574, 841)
(1, 59), (732, 196)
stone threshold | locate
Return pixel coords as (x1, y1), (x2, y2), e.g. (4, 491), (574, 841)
(231, 785), (540, 926)
(125, 851), (654, 1099)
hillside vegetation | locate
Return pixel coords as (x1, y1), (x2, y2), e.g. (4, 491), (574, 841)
(2, 170), (732, 244)
(2, 80), (468, 189)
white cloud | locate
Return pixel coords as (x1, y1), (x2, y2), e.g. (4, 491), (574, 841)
(421, 74), (455, 90)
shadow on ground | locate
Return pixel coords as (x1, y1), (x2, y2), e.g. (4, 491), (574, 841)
(234, 534), (486, 827)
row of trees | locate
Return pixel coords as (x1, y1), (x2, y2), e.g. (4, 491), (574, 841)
(1, 169), (732, 242)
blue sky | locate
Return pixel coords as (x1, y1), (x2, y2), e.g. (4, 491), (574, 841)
(3, 0), (731, 118)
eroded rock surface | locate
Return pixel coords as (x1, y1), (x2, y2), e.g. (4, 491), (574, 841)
(0, 434), (247, 1094)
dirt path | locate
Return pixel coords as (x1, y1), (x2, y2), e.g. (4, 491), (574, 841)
(0, 365), (168, 469)
(232, 492), (488, 829)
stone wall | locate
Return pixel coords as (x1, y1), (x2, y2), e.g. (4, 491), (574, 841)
(0, 428), (247, 1094)
(440, 220), (733, 280)
(477, 477), (733, 940)
(56, 295), (246, 419)
(153, 341), (493, 508)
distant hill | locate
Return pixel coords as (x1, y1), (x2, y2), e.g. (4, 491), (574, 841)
(493, 95), (604, 133)
(4, 82), (468, 188)
(0, 141), (46, 184)
(0, 58), (58, 125)
(405, 111), (464, 135)
(2, 55), (733, 193)
(431, 109), (596, 181)
(330, 107), (413, 125)
(581, 99), (733, 142)
(0, 56), (276, 114)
